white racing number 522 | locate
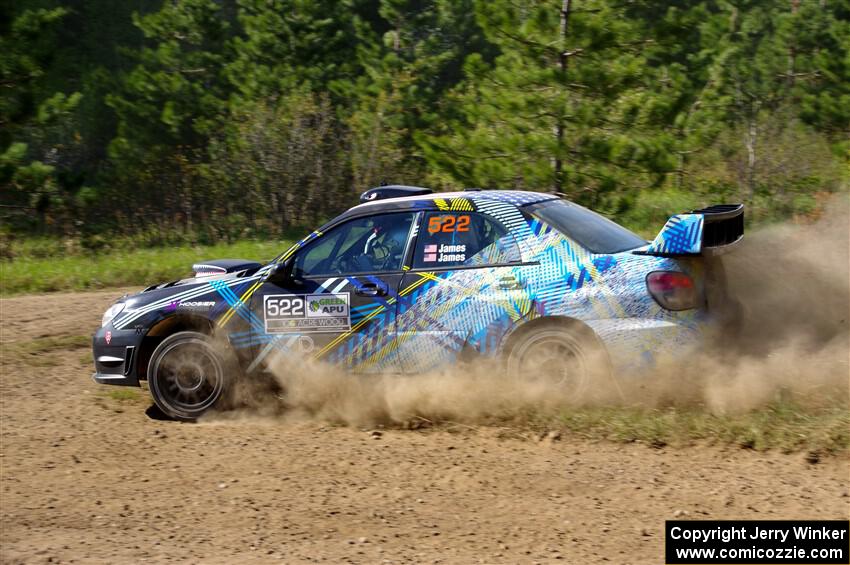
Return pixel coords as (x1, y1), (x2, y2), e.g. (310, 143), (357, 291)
(265, 296), (305, 317)
(263, 293), (351, 333)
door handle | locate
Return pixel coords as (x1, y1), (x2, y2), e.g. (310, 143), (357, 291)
(356, 283), (387, 297)
(498, 276), (524, 290)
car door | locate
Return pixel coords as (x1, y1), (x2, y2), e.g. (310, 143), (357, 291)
(249, 211), (418, 374)
(393, 210), (532, 372)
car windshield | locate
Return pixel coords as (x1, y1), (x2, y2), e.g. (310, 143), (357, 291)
(524, 199), (646, 254)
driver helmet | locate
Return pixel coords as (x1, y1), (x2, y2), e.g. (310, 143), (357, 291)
(367, 217), (410, 262)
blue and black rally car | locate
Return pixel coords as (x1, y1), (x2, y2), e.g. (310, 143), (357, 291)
(93, 186), (743, 420)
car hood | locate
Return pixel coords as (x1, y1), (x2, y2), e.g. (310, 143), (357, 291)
(117, 258), (266, 310)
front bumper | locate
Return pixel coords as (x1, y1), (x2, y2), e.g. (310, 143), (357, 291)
(91, 326), (145, 387)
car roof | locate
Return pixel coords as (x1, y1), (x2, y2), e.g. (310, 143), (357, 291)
(338, 189), (559, 220)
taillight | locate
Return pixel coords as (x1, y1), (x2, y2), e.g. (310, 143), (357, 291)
(646, 271), (698, 311)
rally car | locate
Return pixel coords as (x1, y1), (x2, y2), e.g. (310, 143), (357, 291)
(92, 186), (744, 420)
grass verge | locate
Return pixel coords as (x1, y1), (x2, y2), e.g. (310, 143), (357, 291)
(101, 389), (142, 402)
(2, 335), (92, 367)
(526, 401), (849, 456)
(4, 335), (91, 356)
(0, 239), (292, 296)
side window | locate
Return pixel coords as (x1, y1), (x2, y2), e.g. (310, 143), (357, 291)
(293, 213), (416, 277)
(412, 212), (521, 269)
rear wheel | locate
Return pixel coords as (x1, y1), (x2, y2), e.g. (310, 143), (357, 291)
(147, 331), (233, 421)
(504, 322), (610, 400)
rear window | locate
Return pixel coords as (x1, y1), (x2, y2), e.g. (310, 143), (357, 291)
(525, 199), (646, 254)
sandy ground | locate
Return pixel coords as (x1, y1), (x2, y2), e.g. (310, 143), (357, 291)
(1, 289), (848, 564)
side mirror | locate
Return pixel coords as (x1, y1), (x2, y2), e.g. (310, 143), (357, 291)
(268, 262), (291, 284)
(267, 260), (302, 286)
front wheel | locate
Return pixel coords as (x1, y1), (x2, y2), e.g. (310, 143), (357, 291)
(147, 331), (233, 421)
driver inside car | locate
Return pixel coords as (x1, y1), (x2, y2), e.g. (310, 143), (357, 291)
(350, 215), (412, 272)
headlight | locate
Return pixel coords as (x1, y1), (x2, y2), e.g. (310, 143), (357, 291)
(102, 303), (126, 327)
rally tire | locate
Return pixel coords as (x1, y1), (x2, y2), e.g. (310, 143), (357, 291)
(504, 321), (612, 401)
(147, 331), (234, 421)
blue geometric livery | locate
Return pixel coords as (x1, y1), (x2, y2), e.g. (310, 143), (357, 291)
(91, 185), (744, 420)
(646, 214), (704, 255)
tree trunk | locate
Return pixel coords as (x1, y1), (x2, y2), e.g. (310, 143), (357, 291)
(787, 0), (799, 86)
(744, 114), (758, 202)
(553, 0), (571, 193)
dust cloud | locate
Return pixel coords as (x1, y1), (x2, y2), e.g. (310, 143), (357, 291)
(677, 196), (849, 413)
(214, 197), (850, 426)
(222, 357), (577, 428)
(608, 195), (849, 414)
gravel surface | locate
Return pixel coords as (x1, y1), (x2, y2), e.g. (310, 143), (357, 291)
(2, 289), (848, 564)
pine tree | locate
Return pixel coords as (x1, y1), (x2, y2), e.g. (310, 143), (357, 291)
(687, 0), (849, 208)
(0, 5), (78, 233)
(104, 0), (232, 235)
(417, 0), (669, 210)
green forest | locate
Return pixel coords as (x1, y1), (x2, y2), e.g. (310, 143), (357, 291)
(2, 0), (848, 252)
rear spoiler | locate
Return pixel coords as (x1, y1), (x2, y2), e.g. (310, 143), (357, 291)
(640, 204), (744, 257)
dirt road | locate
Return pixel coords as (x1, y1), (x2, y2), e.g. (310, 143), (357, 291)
(1, 290), (848, 564)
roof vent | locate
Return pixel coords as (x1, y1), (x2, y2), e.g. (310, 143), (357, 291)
(360, 185), (433, 203)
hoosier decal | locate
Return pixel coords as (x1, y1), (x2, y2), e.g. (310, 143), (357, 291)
(264, 293), (350, 333)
